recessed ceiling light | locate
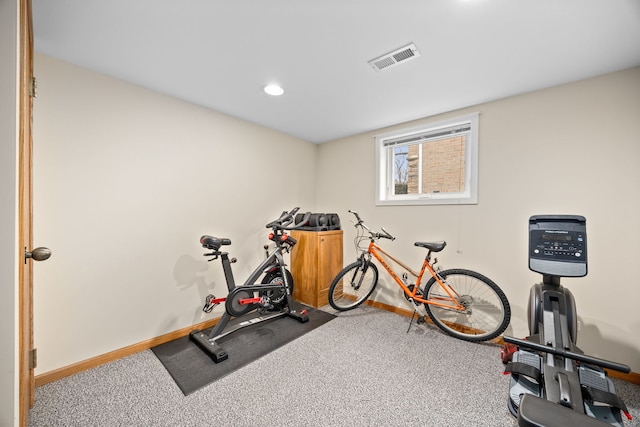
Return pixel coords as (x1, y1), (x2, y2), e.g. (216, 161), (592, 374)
(264, 84), (284, 96)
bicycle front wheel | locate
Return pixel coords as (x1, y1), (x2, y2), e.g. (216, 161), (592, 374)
(328, 260), (378, 311)
(423, 269), (510, 342)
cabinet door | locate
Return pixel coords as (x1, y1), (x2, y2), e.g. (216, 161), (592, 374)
(317, 233), (343, 306)
(290, 231), (318, 306)
(291, 230), (343, 308)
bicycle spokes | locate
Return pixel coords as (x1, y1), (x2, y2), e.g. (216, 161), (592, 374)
(424, 269), (510, 341)
(328, 260), (379, 311)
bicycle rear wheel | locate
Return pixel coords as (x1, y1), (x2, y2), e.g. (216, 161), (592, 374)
(423, 269), (510, 342)
(328, 260), (378, 311)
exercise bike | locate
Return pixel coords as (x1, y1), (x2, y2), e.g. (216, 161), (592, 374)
(502, 215), (632, 427)
(189, 207), (310, 363)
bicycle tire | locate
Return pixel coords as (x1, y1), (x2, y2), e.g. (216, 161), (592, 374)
(423, 269), (510, 342)
(328, 260), (378, 311)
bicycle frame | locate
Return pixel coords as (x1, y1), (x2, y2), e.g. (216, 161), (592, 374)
(330, 209), (510, 342)
(364, 240), (466, 312)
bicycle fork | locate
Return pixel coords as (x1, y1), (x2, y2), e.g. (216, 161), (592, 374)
(348, 253), (373, 290)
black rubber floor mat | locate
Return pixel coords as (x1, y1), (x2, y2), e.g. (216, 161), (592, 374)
(151, 306), (335, 395)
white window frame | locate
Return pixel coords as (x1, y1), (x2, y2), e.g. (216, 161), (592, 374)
(375, 112), (479, 206)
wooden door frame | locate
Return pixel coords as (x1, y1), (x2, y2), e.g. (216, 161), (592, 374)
(18, 0), (35, 425)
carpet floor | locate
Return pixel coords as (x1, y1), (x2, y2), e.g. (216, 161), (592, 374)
(29, 305), (640, 427)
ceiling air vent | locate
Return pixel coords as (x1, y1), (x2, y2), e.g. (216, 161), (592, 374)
(368, 43), (421, 71)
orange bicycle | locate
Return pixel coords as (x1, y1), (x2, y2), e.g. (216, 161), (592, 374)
(328, 210), (511, 342)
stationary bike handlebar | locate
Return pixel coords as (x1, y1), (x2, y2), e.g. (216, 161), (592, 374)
(265, 207), (311, 231)
(348, 209), (395, 241)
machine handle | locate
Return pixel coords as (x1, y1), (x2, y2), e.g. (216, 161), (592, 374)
(265, 207), (304, 230)
(503, 336), (631, 373)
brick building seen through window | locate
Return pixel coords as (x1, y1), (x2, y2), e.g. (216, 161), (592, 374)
(394, 135), (466, 195)
(377, 112), (478, 206)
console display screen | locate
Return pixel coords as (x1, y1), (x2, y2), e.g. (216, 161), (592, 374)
(541, 234), (572, 242)
(529, 215), (587, 277)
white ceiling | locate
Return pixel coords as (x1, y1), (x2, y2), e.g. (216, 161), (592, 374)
(32, 0), (640, 144)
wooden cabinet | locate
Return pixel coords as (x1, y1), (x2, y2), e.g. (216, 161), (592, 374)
(290, 230), (343, 308)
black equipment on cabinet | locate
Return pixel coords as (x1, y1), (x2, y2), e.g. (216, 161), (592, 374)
(294, 212), (340, 231)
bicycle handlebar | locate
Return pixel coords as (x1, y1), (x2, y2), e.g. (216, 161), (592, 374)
(348, 210), (395, 241)
(348, 209), (363, 225)
(378, 227), (395, 241)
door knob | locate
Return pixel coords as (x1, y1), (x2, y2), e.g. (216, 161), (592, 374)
(25, 247), (52, 263)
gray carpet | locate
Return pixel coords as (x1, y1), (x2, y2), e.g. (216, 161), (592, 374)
(29, 306), (640, 427)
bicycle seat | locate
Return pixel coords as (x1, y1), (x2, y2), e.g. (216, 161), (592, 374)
(200, 235), (231, 250)
(414, 241), (446, 252)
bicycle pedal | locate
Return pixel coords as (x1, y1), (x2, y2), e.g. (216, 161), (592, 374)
(416, 316), (426, 325)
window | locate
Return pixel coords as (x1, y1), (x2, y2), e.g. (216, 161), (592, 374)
(375, 112), (479, 206)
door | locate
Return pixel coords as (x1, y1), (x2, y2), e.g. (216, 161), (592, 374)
(18, 0), (40, 424)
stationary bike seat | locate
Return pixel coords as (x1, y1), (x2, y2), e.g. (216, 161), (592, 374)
(414, 241), (446, 252)
(200, 235), (231, 250)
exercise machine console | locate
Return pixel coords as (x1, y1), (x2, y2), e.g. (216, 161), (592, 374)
(503, 215), (632, 427)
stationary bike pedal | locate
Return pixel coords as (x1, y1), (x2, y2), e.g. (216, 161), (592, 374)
(203, 294), (219, 313)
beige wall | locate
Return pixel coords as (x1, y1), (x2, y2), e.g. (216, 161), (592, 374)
(316, 67), (640, 372)
(32, 53), (640, 376)
(32, 54), (318, 373)
(0, 0), (19, 424)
